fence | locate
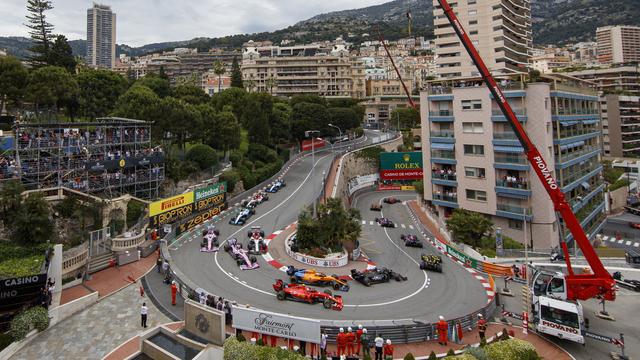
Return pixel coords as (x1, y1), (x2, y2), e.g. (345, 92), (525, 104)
(62, 243), (89, 277)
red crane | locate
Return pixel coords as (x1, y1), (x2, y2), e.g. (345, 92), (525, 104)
(377, 27), (418, 110)
(436, 0), (615, 302)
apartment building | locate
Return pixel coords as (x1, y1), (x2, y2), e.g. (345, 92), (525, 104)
(432, 0), (532, 79)
(563, 65), (640, 97)
(86, 3), (116, 69)
(146, 50), (239, 86)
(241, 43), (354, 97)
(421, 76), (604, 248)
(600, 94), (640, 158)
(596, 25), (640, 64)
(363, 79), (417, 129)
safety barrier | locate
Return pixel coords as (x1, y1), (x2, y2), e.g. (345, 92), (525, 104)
(284, 233), (348, 268)
(111, 230), (147, 252)
(62, 243), (89, 276)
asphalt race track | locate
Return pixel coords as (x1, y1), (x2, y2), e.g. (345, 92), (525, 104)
(169, 134), (486, 323)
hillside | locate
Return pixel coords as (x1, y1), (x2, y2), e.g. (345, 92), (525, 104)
(2, 0), (640, 59)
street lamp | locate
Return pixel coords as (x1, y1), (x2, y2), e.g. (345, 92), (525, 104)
(305, 130), (320, 217)
(328, 123), (343, 141)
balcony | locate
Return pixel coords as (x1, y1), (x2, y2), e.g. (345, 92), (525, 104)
(495, 179), (531, 197)
(494, 154), (529, 170)
(491, 108), (528, 122)
(430, 150), (456, 165)
(430, 130), (454, 138)
(428, 110), (455, 122)
(432, 171), (458, 186)
(432, 193), (459, 208)
(555, 146), (600, 168)
(493, 131), (519, 140)
(496, 203), (533, 220)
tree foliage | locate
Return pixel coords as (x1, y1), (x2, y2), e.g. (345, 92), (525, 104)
(135, 73), (171, 97)
(77, 68), (129, 118)
(243, 93), (272, 146)
(171, 84), (209, 105)
(230, 56), (243, 88)
(11, 193), (54, 245)
(446, 209), (494, 249)
(186, 144), (219, 171)
(26, 66), (78, 114)
(390, 107), (420, 129)
(0, 56), (28, 111)
(296, 198), (361, 256)
(25, 0), (54, 67)
(48, 35), (76, 72)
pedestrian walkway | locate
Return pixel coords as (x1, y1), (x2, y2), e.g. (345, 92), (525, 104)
(13, 282), (170, 360)
(142, 264), (185, 321)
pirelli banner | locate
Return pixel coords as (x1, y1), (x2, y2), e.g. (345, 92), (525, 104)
(149, 182), (227, 228)
(379, 151), (423, 180)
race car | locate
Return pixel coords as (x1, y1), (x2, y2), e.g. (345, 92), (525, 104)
(272, 279), (343, 310)
(242, 192), (269, 209)
(247, 226), (267, 255)
(400, 234), (423, 248)
(200, 226), (220, 252)
(419, 254), (443, 272)
(229, 207), (255, 225)
(629, 222), (640, 230)
(266, 179), (286, 193)
(370, 203), (382, 211)
(383, 197), (399, 204)
(223, 238), (259, 270)
(350, 267), (407, 287)
(375, 217), (396, 228)
(286, 266), (350, 291)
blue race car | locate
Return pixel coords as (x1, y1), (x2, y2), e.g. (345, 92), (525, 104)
(229, 207), (255, 225)
(266, 179), (286, 193)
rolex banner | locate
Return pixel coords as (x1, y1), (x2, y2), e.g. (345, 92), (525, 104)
(379, 151), (424, 180)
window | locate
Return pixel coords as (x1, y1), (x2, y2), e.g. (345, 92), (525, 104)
(462, 99), (482, 110)
(466, 189), (487, 201)
(462, 122), (483, 133)
(470, 30), (478, 35)
(469, 20), (478, 25)
(464, 144), (484, 155)
(465, 167), (485, 178)
(508, 219), (523, 230)
(472, 40), (479, 46)
(468, 9), (477, 15)
(468, 0), (477, 4)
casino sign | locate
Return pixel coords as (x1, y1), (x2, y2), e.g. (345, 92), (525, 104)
(379, 151), (424, 180)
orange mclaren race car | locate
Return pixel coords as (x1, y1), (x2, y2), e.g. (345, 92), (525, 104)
(286, 266), (350, 291)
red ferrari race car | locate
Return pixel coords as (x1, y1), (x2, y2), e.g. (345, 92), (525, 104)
(383, 197), (399, 204)
(273, 279), (343, 310)
(629, 222), (640, 230)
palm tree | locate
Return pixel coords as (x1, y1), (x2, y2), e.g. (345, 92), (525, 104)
(265, 75), (277, 95)
(213, 60), (225, 93)
(243, 79), (256, 93)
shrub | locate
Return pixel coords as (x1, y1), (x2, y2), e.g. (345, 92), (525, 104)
(0, 332), (12, 352)
(186, 144), (219, 170)
(362, 354), (371, 360)
(219, 169), (242, 192)
(500, 328), (510, 341)
(467, 345), (488, 360)
(484, 339), (540, 360)
(404, 353), (416, 360)
(427, 351), (437, 360)
(445, 354), (476, 360)
(53, 196), (79, 218)
(229, 150), (243, 167)
(447, 349), (456, 356)
(223, 336), (305, 360)
(9, 306), (49, 341)
(126, 200), (146, 227)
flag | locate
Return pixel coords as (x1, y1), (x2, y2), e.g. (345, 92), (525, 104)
(457, 322), (463, 341)
(488, 274), (495, 291)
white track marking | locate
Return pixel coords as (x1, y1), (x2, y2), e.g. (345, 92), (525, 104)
(635, 243), (639, 248)
(362, 220), (366, 225)
(369, 221), (374, 226)
(409, 225), (414, 230)
(626, 241), (632, 246)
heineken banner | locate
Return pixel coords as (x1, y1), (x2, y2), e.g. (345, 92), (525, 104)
(379, 151), (423, 180)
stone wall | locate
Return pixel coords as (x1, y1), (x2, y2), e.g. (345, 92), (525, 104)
(608, 186), (628, 213)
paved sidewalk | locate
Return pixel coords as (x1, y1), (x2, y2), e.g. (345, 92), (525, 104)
(13, 282), (170, 360)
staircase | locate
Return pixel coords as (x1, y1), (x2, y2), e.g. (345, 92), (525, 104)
(88, 252), (115, 274)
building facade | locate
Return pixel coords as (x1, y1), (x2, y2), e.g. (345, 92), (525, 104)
(432, 0), (532, 79)
(146, 50), (239, 86)
(596, 25), (640, 64)
(420, 77), (604, 248)
(86, 3), (116, 69)
(563, 65), (640, 97)
(600, 94), (640, 158)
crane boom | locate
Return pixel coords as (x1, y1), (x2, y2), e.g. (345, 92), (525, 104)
(436, 0), (615, 301)
(377, 27), (418, 110)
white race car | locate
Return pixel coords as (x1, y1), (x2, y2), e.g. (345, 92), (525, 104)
(243, 192), (269, 209)
(266, 179), (286, 193)
(229, 207), (255, 225)
(247, 226), (267, 255)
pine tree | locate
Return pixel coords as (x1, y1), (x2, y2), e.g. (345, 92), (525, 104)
(25, 0), (55, 67)
(230, 56), (243, 88)
(49, 35), (76, 73)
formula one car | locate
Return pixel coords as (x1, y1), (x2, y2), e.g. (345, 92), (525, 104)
(200, 226), (220, 252)
(273, 279), (343, 310)
(223, 238), (259, 270)
(229, 207), (255, 225)
(419, 254), (443, 272)
(629, 222), (640, 230)
(350, 267), (407, 286)
(375, 217), (396, 228)
(613, 271), (640, 292)
(247, 226), (267, 255)
(401, 234), (423, 248)
(370, 203), (382, 211)
(242, 192), (269, 209)
(383, 197), (399, 204)
(266, 179), (286, 193)
(286, 266), (350, 291)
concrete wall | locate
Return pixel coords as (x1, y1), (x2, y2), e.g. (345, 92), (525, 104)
(184, 300), (225, 346)
(141, 341), (179, 360)
(608, 186), (629, 213)
(48, 291), (99, 327)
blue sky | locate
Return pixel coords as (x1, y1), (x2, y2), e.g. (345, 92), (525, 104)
(0, 0), (389, 46)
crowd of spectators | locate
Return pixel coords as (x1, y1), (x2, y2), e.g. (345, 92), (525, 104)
(0, 155), (18, 179)
(432, 167), (457, 180)
(16, 127), (151, 150)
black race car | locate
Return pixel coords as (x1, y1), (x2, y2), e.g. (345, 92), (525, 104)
(350, 267), (407, 286)
(400, 234), (423, 248)
(420, 254), (443, 272)
(375, 217), (395, 228)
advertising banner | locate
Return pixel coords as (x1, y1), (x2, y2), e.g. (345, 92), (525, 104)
(301, 138), (326, 152)
(446, 244), (478, 268)
(379, 152), (423, 180)
(194, 182), (227, 201)
(232, 306), (321, 343)
(149, 192), (195, 217)
(0, 273), (47, 312)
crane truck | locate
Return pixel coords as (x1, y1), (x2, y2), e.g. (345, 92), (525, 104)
(428, 0), (617, 344)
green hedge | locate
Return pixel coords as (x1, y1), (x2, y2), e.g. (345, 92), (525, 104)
(223, 336), (305, 360)
(484, 339), (540, 360)
(9, 306), (50, 341)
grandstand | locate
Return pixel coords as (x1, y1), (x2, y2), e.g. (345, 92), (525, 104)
(10, 117), (164, 200)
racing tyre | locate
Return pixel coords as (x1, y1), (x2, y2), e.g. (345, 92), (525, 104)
(363, 278), (371, 287)
(224, 244), (231, 252)
(290, 277), (298, 283)
(260, 231), (265, 237)
(324, 290), (333, 296)
(214, 229), (220, 236)
(242, 201), (248, 207)
(333, 283), (340, 290)
(323, 299), (333, 309)
(247, 231), (253, 237)
(277, 291), (286, 301)
(419, 262), (426, 270)
(250, 256), (257, 264)
(400, 234), (406, 240)
(236, 259), (243, 266)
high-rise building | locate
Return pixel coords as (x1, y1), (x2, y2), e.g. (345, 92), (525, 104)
(421, 76), (604, 248)
(600, 95), (640, 158)
(432, 0), (532, 79)
(596, 25), (640, 64)
(86, 3), (116, 69)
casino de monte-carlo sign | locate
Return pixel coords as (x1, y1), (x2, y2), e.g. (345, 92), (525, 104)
(232, 306), (321, 343)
